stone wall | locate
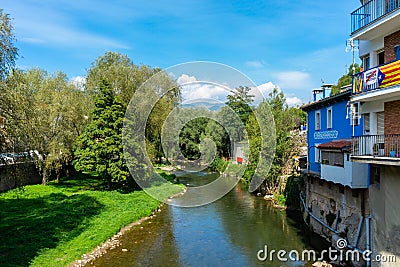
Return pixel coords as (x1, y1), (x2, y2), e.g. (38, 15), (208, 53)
(0, 162), (41, 192)
(303, 175), (369, 266)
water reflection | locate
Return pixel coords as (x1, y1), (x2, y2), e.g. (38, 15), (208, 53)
(92, 171), (314, 267)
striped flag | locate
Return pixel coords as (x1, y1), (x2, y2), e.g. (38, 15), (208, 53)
(379, 60), (400, 88)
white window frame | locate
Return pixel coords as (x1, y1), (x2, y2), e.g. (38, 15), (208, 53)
(327, 107), (333, 129)
(362, 54), (370, 70)
(315, 144), (321, 163)
(350, 103), (360, 126)
(315, 110), (321, 131)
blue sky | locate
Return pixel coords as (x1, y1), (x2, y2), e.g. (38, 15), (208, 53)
(3, 0), (361, 105)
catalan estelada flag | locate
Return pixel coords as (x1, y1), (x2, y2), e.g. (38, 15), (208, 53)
(353, 59), (400, 94)
(378, 60), (400, 88)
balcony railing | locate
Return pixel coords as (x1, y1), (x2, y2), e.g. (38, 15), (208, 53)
(352, 134), (400, 157)
(351, 0), (400, 34)
(352, 59), (400, 95)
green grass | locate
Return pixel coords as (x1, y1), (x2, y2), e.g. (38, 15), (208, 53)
(0, 175), (183, 267)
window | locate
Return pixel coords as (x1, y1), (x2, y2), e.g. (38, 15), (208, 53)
(370, 165), (381, 186)
(377, 112), (384, 135)
(396, 46), (400, 61)
(377, 50), (385, 65)
(321, 150), (344, 167)
(364, 113), (370, 134)
(327, 107), (332, 129)
(315, 144), (320, 163)
(315, 111), (321, 130)
(362, 55), (370, 70)
(350, 103), (360, 126)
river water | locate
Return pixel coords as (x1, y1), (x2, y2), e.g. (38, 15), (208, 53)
(92, 171), (318, 267)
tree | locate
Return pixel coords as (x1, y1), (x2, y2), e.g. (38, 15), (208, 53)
(225, 86), (254, 125)
(244, 88), (305, 193)
(74, 80), (129, 190)
(0, 68), (91, 184)
(0, 9), (18, 80)
(331, 63), (361, 95)
(85, 51), (159, 106)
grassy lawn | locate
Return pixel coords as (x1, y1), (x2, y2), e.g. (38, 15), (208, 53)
(0, 175), (183, 267)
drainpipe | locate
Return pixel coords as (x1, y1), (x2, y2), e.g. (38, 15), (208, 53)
(354, 216), (363, 248)
(366, 216), (372, 267)
(300, 192), (366, 255)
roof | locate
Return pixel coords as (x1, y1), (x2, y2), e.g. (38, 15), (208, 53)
(317, 140), (352, 151)
(301, 89), (351, 112)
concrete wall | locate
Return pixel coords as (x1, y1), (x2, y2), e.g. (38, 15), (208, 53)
(304, 175), (369, 254)
(369, 165), (400, 267)
(320, 155), (369, 188)
(0, 162), (41, 192)
(359, 38), (384, 67)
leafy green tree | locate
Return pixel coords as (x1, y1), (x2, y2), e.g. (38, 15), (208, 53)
(0, 68), (91, 183)
(225, 86), (254, 125)
(245, 88), (305, 193)
(85, 51), (159, 106)
(74, 80), (129, 190)
(331, 63), (361, 95)
(0, 9), (18, 80)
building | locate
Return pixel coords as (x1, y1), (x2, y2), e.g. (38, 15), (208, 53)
(350, 0), (400, 265)
(301, 86), (369, 266)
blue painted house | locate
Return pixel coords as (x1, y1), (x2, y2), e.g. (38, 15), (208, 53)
(302, 86), (368, 188)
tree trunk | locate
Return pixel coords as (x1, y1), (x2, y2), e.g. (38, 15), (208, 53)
(107, 176), (112, 190)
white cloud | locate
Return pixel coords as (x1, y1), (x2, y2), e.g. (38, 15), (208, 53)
(71, 76), (86, 90)
(286, 96), (302, 106)
(245, 60), (265, 68)
(273, 71), (313, 91)
(250, 82), (277, 104)
(177, 74), (230, 102)
(177, 74), (197, 84)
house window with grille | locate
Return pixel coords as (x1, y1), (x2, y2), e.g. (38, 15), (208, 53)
(321, 150), (344, 167)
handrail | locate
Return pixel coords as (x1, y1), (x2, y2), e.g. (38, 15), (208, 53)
(351, 0), (400, 34)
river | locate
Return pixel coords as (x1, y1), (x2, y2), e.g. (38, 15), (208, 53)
(92, 171), (320, 267)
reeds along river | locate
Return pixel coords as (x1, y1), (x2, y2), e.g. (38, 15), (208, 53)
(92, 171), (319, 267)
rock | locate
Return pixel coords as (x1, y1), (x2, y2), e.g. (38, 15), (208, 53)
(121, 248), (128, 252)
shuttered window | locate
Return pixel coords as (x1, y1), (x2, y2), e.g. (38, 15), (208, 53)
(364, 113), (370, 134)
(377, 112), (384, 135)
(321, 151), (344, 167)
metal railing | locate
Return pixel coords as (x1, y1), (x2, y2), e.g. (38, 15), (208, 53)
(351, 0), (400, 34)
(352, 134), (400, 157)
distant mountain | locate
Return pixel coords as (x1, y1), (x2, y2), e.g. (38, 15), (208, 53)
(181, 101), (225, 111)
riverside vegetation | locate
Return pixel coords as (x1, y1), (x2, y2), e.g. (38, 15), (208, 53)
(0, 173), (183, 267)
(0, 8), (307, 266)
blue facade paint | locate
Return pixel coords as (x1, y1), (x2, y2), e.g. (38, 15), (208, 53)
(303, 93), (363, 173)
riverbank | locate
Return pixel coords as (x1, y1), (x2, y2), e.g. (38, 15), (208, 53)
(0, 174), (184, 267)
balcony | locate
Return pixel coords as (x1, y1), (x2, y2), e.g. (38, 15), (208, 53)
(352, 134), (400, 165)
(351, 0), (400, 34)
(352, 59), (400, 101)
